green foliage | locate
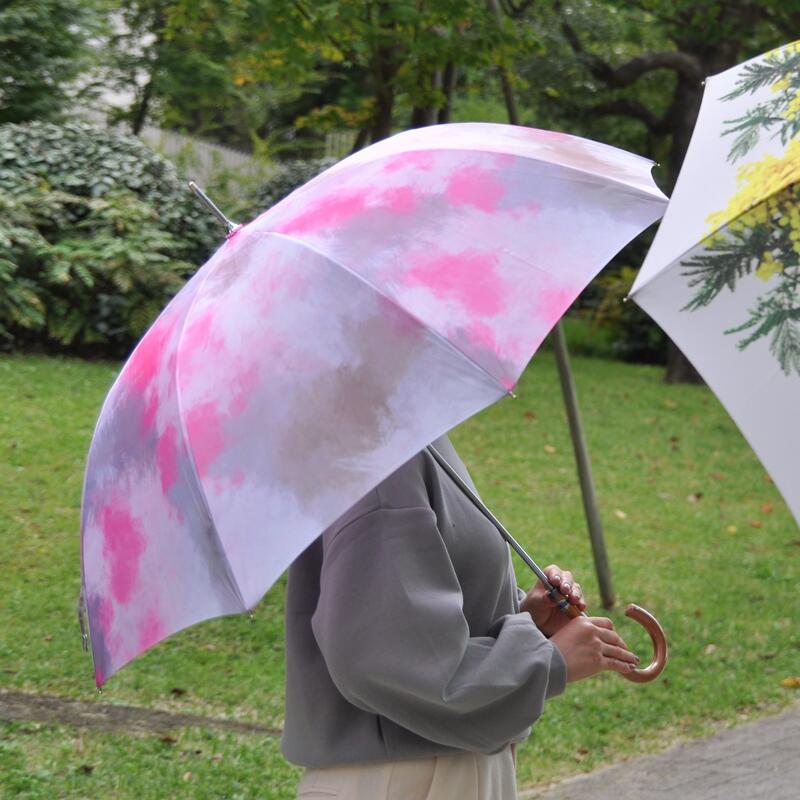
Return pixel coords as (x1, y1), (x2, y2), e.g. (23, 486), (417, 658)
(0, 0), (103, 124)
(1, 353), (798, 794)
(251, 157), (337, 212)
(0, 121), (219, 355)
(582, 265), (667, 363)
(107, 0), (532, 151)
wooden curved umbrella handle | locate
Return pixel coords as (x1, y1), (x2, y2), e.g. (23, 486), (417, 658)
(620, 603), (668, 683)
(558, 599), (667, 682)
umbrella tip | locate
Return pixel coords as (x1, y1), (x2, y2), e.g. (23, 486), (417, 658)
(188, 180), (239, 234)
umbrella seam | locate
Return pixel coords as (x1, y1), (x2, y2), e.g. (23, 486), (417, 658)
(310, 137), (666, 203)
(261, 230), (515, 397)
(174, 259), (250, 614)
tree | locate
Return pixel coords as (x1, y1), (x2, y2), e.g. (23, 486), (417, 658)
(514, 0), (799, 381)
(104, 1), (530, 155)
(0, 0), (103, 124)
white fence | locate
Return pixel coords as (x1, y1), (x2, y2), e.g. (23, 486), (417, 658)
(137, 124), (269, 188)
(76, 107), (356, 194)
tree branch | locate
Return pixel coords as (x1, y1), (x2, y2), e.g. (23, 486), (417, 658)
(590, 98), (671, 134)
(558, 4), (703, 86)
(499, 0), (536, 18)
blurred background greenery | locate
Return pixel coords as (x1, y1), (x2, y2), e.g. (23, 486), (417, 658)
(2, 0), (798, 370)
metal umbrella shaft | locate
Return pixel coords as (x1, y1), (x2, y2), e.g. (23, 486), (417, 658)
(427, 444), (668, 681)
(189, 182), (239, 234)
(427, 445), (576, 616)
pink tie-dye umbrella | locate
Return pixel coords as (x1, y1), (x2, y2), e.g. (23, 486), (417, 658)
(80, 123), (667, 686)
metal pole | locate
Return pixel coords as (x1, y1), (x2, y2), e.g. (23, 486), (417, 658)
(487, 0), (615, 608)
(551, 323), (615, 608)
(427, 446), (579, 618)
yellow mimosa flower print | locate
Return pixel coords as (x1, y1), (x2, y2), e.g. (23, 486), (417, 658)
(682, 45), (800, 377)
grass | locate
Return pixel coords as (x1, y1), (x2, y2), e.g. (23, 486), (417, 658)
(1, 352), (798, 797)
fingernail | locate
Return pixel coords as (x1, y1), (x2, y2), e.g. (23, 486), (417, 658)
(629, 663), (637, 671)
(561, 582), (571, 593)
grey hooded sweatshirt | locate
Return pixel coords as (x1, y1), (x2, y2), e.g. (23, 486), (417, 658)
(281, 435), (567, 767)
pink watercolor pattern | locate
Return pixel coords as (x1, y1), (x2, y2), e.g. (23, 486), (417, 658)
(80, 122), (666, 686)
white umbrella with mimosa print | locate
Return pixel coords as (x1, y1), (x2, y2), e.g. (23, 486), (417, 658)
(631, 41), (800, 527)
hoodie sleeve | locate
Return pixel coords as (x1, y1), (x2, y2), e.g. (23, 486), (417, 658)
(311, 504), (567, 754)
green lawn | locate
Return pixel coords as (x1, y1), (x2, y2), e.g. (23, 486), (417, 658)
(1, 352), (798, 797)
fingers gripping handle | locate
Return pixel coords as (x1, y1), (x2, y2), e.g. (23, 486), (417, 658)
(423, 448), (668, 683)
(551, 591), (667, 682)
(620, 603), (668, 683)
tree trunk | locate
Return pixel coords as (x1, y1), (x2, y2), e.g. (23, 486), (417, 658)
(662, 72), (705, 383)
(665, 339), (702, 384)
(351, 127), (370, 153)
(370, 79), (395, 142)
(410, 69), (442, 128)
(368, 3), (399, 143)
(438, 62), (457, 124)
(131, 78), (153, 135)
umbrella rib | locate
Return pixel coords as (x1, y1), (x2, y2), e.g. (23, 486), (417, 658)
(174, 269), (250, 615)
(630, 176), (799, 298)
(263, 230), (515, 397)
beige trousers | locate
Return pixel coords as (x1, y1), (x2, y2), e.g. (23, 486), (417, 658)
(296, 747), (518, 800)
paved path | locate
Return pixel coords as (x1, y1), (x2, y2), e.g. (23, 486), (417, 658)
(521, 705), (800, 800)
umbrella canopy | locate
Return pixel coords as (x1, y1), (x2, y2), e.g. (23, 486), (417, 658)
(81, 122), (666, 686)
(630, 42), (800, 527)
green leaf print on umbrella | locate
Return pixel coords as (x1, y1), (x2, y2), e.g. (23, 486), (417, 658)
(721, 41), (800, 163)
(681, 42), (800, 376)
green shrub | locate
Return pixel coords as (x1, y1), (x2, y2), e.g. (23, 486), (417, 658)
(251, 157), (336, 212)
(581, 266), (667, 364)
(0, 121), (220, 355)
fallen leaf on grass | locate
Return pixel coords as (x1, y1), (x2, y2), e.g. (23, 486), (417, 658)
(686, 493), (703, 503)
(726, 525), (738, 534)
(704, 644), (717, 655)
(182, 772), (193, 782)
(543, 444), (557, 454)
(170, 687), (187, 697)
(574, 747), (589, 762)
(780, 677), (800, 689)
(614, 509), (627, 519)
(749, 520), (763, 529)
(761, 503), (773, 514)
(710, 472), (725, 481)
(523, 411), (537, 421)
(759, 652), (776, 661)
(763, 474), (773, 483)
(160, 735), (177, 745)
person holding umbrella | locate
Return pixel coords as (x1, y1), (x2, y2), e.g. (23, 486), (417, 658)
(78, 124), (666, 798)
(283, 435), (640, 799)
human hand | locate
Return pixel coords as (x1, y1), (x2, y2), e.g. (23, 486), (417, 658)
(520, 564), (587, 637)
(550, 616), (639, 682)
